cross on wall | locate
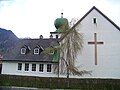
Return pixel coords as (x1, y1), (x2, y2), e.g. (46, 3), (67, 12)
(88, 33), (104, 65)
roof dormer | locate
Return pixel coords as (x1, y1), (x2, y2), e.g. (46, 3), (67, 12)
(34, 45), (44, 54)
(21, 45), (31, 54)
(34, 48), (39, 54)
(21, 48), (26, 54)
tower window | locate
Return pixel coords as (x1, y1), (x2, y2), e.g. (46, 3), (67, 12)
(56, 35), (58, 38)
(93, 18), (97, 24)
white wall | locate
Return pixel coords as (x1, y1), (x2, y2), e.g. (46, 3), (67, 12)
(2, 61), (58, 77)
(75, 9), (120, 78)
(51, 33), (61, 39)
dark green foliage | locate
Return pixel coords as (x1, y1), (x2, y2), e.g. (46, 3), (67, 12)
(0, 75), (120, 90)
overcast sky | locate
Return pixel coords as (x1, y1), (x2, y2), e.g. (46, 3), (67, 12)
(0, 0), (120, 38)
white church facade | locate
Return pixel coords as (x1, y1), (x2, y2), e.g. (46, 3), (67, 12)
(74, 6), (120, 78)
(1, 6), (120, 79)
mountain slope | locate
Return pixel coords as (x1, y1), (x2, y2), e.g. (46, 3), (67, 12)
(0, 28), (19, 55)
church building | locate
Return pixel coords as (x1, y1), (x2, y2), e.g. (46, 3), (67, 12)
(1, 6), (120, 78)
(51, 6), (120, 78)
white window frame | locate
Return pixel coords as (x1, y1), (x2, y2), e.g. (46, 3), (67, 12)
(32, 64), (36, 71)
(25, 63), (29, 71)
(47, 64), (52, 72)
(18, 63), (22, 71)
(34, 48), (39, 54)
(39, 64), (44, 72)
(21, 48), (26, 54)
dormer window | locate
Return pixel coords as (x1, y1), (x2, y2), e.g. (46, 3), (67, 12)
(21, 45), (31, 54)
(34, 48), (39, 54)
(21, 48), (26, 54)
(34, 45), (44, 54)
(49, 49), (54, 54)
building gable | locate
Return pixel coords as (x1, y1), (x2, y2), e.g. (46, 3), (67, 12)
(73, 6), (120, 31)
(74, 6), (120, 78)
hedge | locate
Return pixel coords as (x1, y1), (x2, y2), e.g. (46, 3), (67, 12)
(0, 75), (120, 90)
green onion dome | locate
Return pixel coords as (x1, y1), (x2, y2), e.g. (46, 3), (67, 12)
(54, 13), (68, 32)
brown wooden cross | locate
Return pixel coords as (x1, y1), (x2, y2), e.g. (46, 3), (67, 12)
(88, 33), (104, 65)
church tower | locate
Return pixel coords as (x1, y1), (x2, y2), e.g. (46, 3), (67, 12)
(50, 13), (69, 38)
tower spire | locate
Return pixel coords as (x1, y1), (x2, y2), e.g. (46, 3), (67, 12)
(61, 9), (63, 18)
(61, 12), (63, 18)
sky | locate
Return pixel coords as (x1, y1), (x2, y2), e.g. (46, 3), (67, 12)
(0, 0), (120, 38)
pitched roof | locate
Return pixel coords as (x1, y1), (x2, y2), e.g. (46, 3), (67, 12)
(72, 6), (120, 31)
(3, 38), (58, 63)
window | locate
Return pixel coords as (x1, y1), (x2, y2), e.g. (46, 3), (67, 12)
(56, 35), (58, 38)
(21, 48), (26, 54)
(18, 63), (22, 70)
(25, 63), (29, 71)
(39, 64), (44, 72)
(34, 48), (39, 54)
(32, 64), (36, 71)
(49, 49), (54, 54)
(93, 18), (97, 24)
(47, 64), (51, 72)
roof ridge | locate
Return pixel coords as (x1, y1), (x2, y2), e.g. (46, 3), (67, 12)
(20, 38), (56, 40)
